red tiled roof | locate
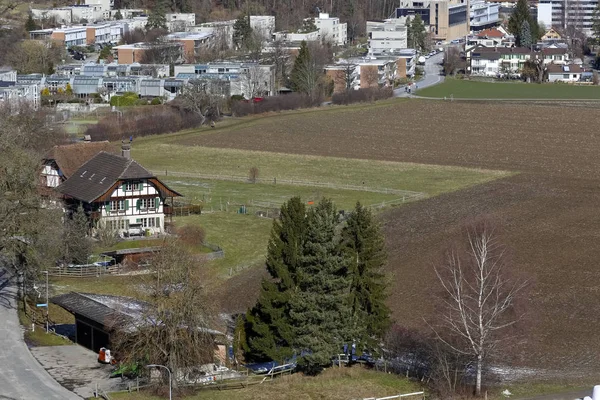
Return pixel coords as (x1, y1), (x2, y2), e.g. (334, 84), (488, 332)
(477, 28), (505, 38)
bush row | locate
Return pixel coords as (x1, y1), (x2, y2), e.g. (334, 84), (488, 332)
(231, 93), (323, 117)
(331, 87), (393, 105)
(86, 106), (201, 142)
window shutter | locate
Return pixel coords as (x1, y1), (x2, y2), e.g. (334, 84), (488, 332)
(125, 200), (129, 211)
(105, 201), (111, 212)
(122, 183), (127, 191)
(138, 182), (144, 191)
(126, 220), (129, 229)
(156, 217), (160, 228)
(136, 200), (141, 211)
(155, 197), (160, 209)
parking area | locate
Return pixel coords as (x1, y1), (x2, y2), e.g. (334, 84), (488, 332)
(30, 345), (123, 398)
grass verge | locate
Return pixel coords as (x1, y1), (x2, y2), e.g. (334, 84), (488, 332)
(417, 78), (600, 99)
(111, 367), (424, 400)
(18, 308), (72, 346)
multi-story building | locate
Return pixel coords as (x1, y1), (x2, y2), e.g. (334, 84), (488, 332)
(166, 13), (196, 32)
(273, 30), (320, 42)
(395, 0), (470, 41)
(470, 0), (500, 31)
(537, 0), (597, 37)
(165, 32), (215, 63)
(174, 62), (276, 98)
(113, 42), (185, 64)
(250, 16), (276, 39)
(468, 46), (570, 76)
(314, 13), (348, 45)
(0, 82), (40, 110)
(366, 19), (408, 56)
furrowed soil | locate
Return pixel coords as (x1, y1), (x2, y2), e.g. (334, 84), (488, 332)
(187, 100), (600, 377)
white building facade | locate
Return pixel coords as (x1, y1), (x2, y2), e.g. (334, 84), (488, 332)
(537, 0), (598, 36)
(470, 0), (500, 31)
(366, 19), (408, 56)
(314, 13), (347, 45)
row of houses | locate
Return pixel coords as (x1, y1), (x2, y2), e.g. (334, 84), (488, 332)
(466, 45), (590, 82)
(0, 61), (276, 107)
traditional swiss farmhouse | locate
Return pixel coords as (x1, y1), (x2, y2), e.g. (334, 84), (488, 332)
(57, 142), (181, 236)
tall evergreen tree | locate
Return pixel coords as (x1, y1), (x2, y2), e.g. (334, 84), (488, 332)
(25, 14), (38, 32)
(289, 40), (312, 94)
(406, 17), (413, 49)
(340, 202), (390, 351)
(244, 197), (307, 362)
(146, 0), (167, 31)
(520, 20), (532, 49)
(114, 9), (123, 20)
(410, 15), (426, 51)
(233, 13), (253, 50)
(508, 0), (538, 46)
(290, 199), (353, 375)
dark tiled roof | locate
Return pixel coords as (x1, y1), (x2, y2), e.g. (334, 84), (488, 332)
(546, 64), (586, 74)
(542, 47), (568, 55)
(44, 141), (116, 179)
(51, 292), (148, 328)
(57, 151), (154, 202)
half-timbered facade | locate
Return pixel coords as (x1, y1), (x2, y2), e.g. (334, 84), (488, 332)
(57, 144), (181, 236)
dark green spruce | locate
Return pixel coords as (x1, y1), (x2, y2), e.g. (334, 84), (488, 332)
(244, 197), (307, 362)
(340, 202), (391, 351)
(290, 198), (353, 375)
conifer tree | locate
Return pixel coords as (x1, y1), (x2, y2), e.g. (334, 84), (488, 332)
(289, 40), (312, 93)
(508, 0), (539, 46)
(244, 197), (307, 362)
(146, 0), (168, 31)
(25, 14), (37, 32)
(520, 20), (532, 49)
(290, 198), (353, 375)
(341, 202), (390, 351)
(233, 13), (253, 50)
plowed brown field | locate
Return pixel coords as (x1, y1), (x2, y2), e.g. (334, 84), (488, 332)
(189, 100), (600, 375)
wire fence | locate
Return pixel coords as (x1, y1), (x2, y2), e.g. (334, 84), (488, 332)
(155, 171), (426, 199)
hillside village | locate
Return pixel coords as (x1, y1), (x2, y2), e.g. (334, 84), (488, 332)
(2, 0), (600, 399)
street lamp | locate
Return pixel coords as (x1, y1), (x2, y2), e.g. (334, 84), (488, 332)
(42, 270), (48, 333)
(146, 364), (171, 400)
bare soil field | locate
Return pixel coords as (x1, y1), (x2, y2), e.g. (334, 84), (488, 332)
(189, 101), (600, 376)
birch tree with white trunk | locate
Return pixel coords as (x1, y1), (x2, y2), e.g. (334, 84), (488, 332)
(431, 221), (526, 397)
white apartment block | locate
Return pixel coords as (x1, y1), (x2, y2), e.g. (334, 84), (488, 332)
(166, 13), (196, 32)
(366, 19), (408, 56)
(470, 0), (500, 31)
(273, 30), (320, 42)
(314, 13), (347, 45)
(538, 0), (598, 36)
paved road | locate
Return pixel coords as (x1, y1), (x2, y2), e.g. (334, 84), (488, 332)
(515, 389), (592, 400)
(394, 52), (445, 97)
(0, 269), (81, 400)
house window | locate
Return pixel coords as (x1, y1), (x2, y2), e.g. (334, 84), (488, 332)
(109, 199), (126, 212)
(563, 74), (569, 79)
(137, 197), (159, 210)
(124, 181), (143, 191)
(138, 217), (156, 228)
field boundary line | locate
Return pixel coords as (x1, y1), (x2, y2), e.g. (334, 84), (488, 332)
(154, 171), (427, 198)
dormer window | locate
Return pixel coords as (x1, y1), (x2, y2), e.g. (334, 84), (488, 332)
(123, 181), (143, 191)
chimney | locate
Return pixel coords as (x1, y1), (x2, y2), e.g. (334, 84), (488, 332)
(121, 140), (131, 160)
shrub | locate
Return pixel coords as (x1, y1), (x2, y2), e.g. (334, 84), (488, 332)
(231, 93), (322, 117)
(86, 105), (203, 141)
(150, 97), (162, 105)
(331, 87), (393, 105)
(177, 225), (206, 247)
(249, 166), (259, 183)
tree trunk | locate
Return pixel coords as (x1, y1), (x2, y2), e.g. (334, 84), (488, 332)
(476, 353), (482, 397)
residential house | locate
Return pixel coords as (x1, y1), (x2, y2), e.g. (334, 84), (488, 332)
(546, 64), (587, 82)
(113, 42), (184, 64)
(366, 19), (408, 56)
(166, 13), (196, 32)
(0, 81), (40, 109)
(541, 28), (562, 41)
(165, 32), (215, 63)
(314, 13), (347, 45)
(467, 27), (512, 48)
(57, 144), (181, 236)
(542, 47), (569, 65)
(468, 46), (569, 77)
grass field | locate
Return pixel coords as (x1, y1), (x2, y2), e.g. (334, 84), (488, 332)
(111, 367), (424, 400)
(18, 309), (72, 346)
(417, 78), (600, 99)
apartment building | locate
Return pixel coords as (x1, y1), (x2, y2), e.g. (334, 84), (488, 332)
(537, 0), (597, 36)
(314, 13), (348, 45)
(165, 32), (215, 62)
(395, 0), (470, 41)
(470, 0), (500, 31)
(366, 19), (408, 56)
(166, 13), (196, 32)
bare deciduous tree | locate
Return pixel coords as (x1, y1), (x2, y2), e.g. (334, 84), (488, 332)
(175, 80), (227, 125)
(443, 46), (462, 77)
(429, 220), (527, 397)
(111, 240), (217, 391)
